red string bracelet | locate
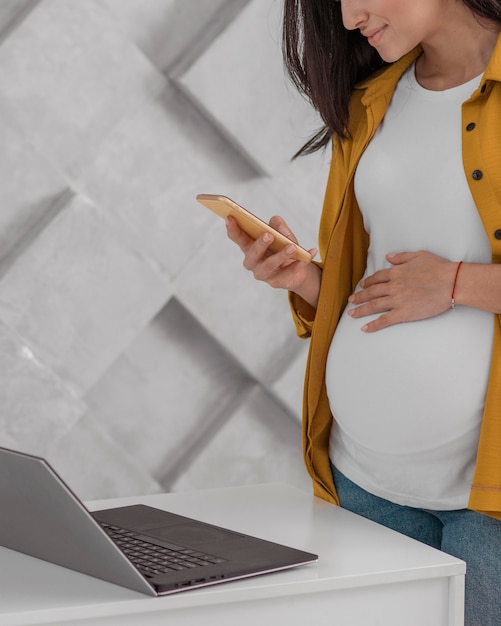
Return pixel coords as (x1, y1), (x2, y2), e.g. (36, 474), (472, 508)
(451, 261), (463, 310)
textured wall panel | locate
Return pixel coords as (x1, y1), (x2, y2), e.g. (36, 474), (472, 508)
(271, 342), (310, 422)
(0, 0), (36, 38)
(0, 194), (172, 392)
(0, 322), (83, 456)
(87, 298), (254, 482)
(99, 0), (248, 71)
(0, 0), (165, 180)
(0, 113), (66, 269)
(178, 0), (321, 175)
(80, 89), (246, 278)
(47, 413), (163, 501)
(170, 386), (309, 492)
(176, 221), (300, 384)
(0, 0), (330, 500)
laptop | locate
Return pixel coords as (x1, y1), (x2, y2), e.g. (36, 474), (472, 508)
(0, 447), (317, 596)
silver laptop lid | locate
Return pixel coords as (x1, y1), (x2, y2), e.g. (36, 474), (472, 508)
(0, 447), (155, 595)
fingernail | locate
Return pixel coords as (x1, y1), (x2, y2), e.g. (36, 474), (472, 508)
(286, 244), (296, 255)
(263, 233), (272, 243)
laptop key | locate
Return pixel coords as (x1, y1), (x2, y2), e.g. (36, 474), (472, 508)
(100, 522), (228, 575)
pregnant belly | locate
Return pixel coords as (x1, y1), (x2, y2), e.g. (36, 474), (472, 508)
(325, 303), (493, 455)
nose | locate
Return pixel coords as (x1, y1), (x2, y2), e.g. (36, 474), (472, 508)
(339, 0), (369, 31)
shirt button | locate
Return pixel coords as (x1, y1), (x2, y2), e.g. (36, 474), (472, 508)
(472, 170), (483, 180)
(495, 230), (501, 240)
(466, 122), (476, 131)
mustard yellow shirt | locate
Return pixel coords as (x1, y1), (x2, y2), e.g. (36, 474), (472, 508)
(291, 40), (501, 520)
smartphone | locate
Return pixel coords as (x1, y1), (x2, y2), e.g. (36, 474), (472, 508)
(196, 194), (312, 263)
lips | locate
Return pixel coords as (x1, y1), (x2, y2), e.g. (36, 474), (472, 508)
(362, 25), (387, 47)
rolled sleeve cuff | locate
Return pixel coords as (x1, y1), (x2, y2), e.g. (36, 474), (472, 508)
(289, 291), (316, 338)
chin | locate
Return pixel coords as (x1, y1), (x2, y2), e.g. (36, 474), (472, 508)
(376, 45), (414, 63)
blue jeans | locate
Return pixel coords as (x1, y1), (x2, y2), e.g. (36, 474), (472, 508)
(331, 465), (501, 626)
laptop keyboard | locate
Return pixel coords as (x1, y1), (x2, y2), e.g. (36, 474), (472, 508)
(100, 522), (227, 578)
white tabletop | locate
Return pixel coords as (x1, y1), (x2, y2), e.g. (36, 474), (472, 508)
(0, 483), (465, 625)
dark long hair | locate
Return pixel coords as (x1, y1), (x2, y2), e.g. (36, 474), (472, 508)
(283, 0), (501, 155)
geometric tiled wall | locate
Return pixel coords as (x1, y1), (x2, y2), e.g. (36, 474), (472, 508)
(0, 0), (330, 500)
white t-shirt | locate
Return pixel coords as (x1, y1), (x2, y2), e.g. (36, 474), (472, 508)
(326, 64), (493, 510)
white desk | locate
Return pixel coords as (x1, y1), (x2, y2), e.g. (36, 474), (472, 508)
(0, 483), (465, 626)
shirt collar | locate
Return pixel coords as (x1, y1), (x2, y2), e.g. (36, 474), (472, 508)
(482, 31), (501, 83)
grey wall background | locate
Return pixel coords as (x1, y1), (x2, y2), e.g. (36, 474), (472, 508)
(0, 0), (330, 500)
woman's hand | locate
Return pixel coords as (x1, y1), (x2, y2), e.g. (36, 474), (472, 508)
(348, 251), (458, 332)
(225, 214), (321, 308)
